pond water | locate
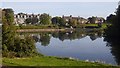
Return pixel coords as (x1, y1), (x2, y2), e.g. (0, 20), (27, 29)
(19, 29), (118, 65)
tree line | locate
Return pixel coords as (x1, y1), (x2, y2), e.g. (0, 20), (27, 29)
(18, 13), (105, 28)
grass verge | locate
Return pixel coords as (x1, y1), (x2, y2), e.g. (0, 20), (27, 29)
(2, 56), (114, 66)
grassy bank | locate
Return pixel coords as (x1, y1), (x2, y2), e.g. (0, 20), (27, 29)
(85, 23), (108, 29)
(2, 56), (113, 66)
(16, 23), (108, 29)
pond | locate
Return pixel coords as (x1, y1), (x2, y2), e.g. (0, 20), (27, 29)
(19, 29), (118, 65)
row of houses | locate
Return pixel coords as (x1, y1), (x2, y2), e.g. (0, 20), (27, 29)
(63, 15), (105, 24)
(14, 13), (41, 25)
(14, 13), (105, 25)
(63, 15), (88, 24)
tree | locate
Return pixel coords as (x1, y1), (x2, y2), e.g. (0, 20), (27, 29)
(40, 13), (51, 25)
(51, 16), (60, 25)
(40, 34), (51, 46)
(25, 18), (32, 24)
(69, 19), (77, 27)
(104, 4), (120, 65)
(59, 18), (66, 27)
(88, 16), (96, 23)
(2, 8), (16, 51)
(51, 16), (67, 27)
(31, 17), (39, 24)
(25, 17), (39, 24)
(106, 14), (116, 24)
(2, 8), (37, 57)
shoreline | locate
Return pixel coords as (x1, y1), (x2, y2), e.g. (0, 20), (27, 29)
(16, 28), (74, 32)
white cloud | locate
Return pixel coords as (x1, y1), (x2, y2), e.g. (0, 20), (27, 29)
(1, 0), (119, 2)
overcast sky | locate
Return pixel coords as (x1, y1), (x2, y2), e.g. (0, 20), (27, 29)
(1, 2), (118, 18)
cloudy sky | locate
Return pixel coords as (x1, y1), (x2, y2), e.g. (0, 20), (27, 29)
(1, 2), (118, 18)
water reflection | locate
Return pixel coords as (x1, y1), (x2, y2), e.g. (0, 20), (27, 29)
(104, 34), (120, 65)
(17, 29), (118, 65)
(19, 29), (104, 46)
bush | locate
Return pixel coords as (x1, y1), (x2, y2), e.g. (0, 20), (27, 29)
(2, 35), (38, 58)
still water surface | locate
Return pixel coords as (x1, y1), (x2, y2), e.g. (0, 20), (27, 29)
(26, 30), (117, 65)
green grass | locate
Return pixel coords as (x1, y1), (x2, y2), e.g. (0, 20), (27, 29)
(16, 25), (61, 29)
(16, 23), (108, 30)
(2, 56), (113, 66)
(85, 23), (108, 29)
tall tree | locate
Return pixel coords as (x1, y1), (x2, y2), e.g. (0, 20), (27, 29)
(104, 4), (120, 65)
(69, 19), (77, 27)
(2, 8), (16, 51)
(40, 13), (51, 25)
(2, 9), (37, 57)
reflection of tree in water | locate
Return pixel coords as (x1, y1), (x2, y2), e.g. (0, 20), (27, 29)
(87, 30), (103, 41)
(52, 31), (87, 41)
(88, 31), (103, 41)
(40, 34), (51, 46)
(33, 35), (40, 42)
(104, 37), (120, 65)
(20, 30), (103, 47)
(52, 30), (103, 41)
(89, 33), (98, 41)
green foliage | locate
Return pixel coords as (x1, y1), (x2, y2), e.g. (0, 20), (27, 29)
(106, 14), (116, 24)
(59, 18), (66, 27)
(2, 9), (14, 24)
(51, 16), (66, 27)
(104, 4), (120, 65)
(69, 19), (77, 27)
(88, 16), (96, 24)
(25, 17), (39, 24)
(2, 8), (38, 58)
(104, 5), (120, 39)
(51, 16), (61, 25)
(40, 34), (51, 46)
(2, 8), (16, 53)
(40, 13), (51, 25)
(25, 18), (32, 24)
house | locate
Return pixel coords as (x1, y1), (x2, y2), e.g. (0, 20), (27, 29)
(87, 16), (105, 24)
(14, 13), (40, 25)
(62, 15), (88, 24)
